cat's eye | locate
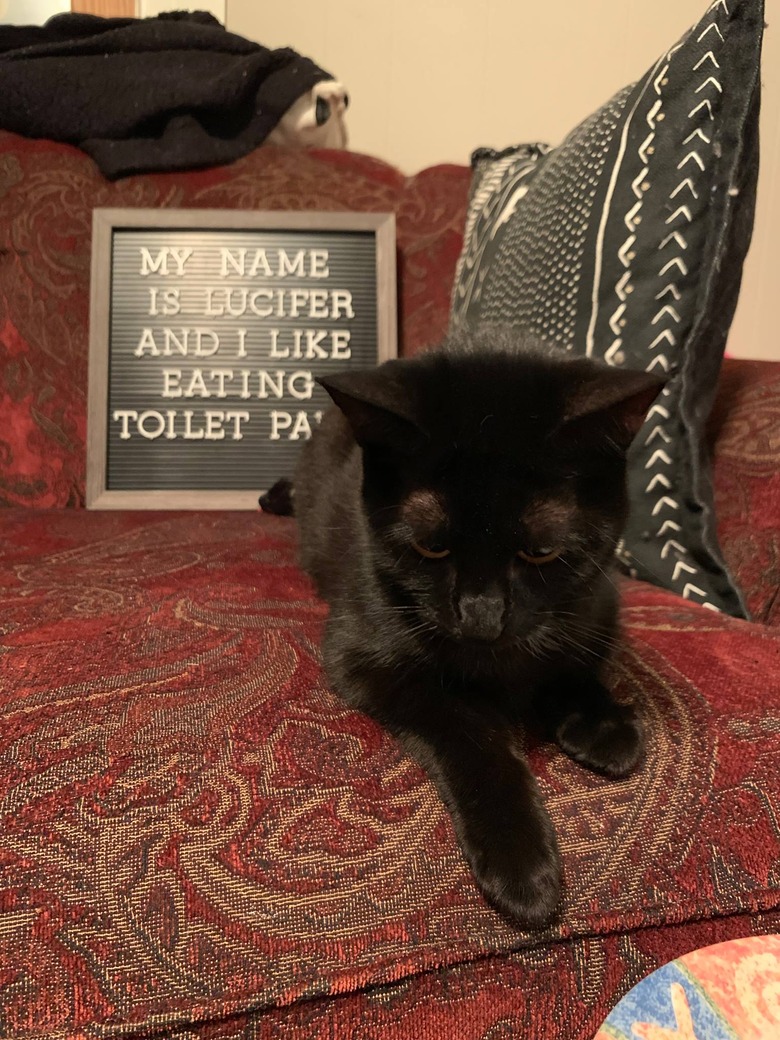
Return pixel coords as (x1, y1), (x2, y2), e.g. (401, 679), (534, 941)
(517, 547), (562, 565)
(412, 540), (451, 560)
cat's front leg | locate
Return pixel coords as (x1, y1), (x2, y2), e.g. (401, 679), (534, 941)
(332, 659), (561, 926)
(394, 705), (562, 926)
(534, 667), (643, 778)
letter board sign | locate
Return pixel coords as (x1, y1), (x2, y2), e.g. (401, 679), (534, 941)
(87, 208), (396, 509)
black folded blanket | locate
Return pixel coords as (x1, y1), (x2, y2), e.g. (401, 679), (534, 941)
(0, 11), (332, 179)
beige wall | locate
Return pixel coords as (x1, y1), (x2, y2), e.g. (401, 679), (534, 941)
(227, 0), (776, 360)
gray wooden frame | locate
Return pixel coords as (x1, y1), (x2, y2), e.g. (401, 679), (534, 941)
(87, 208), (397, 510)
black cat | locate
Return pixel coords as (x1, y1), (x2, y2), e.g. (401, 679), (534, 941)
(261, 328), (663, 925)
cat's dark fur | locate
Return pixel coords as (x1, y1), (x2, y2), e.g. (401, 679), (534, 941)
(263, 328), (663, 925)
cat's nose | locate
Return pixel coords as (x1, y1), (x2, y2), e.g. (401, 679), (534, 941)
(455, 590), (506, 642)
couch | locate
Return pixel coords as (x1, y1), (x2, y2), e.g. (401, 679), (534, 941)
(1, 129), (779, 1040)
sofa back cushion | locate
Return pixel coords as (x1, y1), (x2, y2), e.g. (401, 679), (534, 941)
(0, 133), (469, 507)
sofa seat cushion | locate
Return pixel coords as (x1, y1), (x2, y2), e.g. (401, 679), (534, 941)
(1, 509), (778, 1038)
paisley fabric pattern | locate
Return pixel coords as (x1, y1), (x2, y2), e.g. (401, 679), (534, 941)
(709, 360), (780, 625)
(0, 132), (469, 508)
(1, 510), (779, 1038)
(75, 916), (780, 1040)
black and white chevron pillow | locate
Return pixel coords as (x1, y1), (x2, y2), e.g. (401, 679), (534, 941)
(451, 0), (763, 617)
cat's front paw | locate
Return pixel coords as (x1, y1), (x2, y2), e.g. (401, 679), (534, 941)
(556, 705), (643, 778)
(467, 818), (562, 927)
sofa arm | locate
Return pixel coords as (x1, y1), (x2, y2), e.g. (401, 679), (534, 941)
(708, 359), (780, 625)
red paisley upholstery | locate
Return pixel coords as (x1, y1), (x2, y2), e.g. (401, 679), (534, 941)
(709, 360), (780, 625)
(1, 510), (779, 1039)
(106, 913), (780, 1039)
(1, 130), (779, 1039)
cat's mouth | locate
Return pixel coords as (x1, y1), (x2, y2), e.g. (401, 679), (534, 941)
(404, 603), (555, 655)
(432, 618), (513, 650)
(432, 615), (555, 655)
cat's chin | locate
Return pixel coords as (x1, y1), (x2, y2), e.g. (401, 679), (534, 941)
(434, 621), (559, 668)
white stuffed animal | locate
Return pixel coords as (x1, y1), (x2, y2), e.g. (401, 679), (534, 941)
(268, 80), (349, 149)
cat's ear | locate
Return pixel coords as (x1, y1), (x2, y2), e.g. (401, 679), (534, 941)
(561, 365), (666, 450)
(317, 365), (427, 453)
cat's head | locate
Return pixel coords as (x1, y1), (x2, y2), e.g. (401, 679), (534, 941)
(319, 329), (663, 650)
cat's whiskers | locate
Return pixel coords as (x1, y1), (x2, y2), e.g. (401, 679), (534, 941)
(403, 620), (438, 640)
(368, 503), (406, 519)
(551, 634), (605, 661)
(512, 608), (616, 664)
(516, 621), (558, 661)
(576, 548), (618, 590)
